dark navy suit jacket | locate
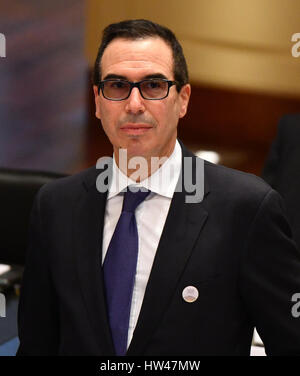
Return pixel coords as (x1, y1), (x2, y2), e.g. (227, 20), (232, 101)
(17, 143), (300, 355)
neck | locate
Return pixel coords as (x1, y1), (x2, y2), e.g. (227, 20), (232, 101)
(114, 143), (176, 182)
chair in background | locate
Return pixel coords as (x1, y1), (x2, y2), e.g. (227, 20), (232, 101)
(262, 114), (300, 250)
(0, 168), (67, 266)
(0, 168), (67, 355)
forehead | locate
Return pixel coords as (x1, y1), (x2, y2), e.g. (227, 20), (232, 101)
(100, 37), (174, 79)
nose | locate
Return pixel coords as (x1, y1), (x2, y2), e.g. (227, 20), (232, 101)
(125, 87), (145, 114)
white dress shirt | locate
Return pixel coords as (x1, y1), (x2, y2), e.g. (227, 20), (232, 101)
(102, 139), (182, 348)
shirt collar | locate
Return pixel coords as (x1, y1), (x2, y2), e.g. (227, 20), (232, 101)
(108, 139), (182, 199)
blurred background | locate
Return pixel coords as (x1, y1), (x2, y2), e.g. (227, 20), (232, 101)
(0, 0), (299, 175)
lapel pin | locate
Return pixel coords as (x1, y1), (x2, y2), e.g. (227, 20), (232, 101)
(182, 286), (199, 303)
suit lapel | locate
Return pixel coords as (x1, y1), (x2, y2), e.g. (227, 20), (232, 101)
(127, 146), (210, 355)
(72, 147), (209, 355)
(72, 167), (115, 355)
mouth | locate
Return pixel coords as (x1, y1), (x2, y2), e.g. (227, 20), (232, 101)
(120, 123), (153, 135)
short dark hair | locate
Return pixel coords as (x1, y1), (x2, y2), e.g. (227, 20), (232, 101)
(93, 19), (189, 92)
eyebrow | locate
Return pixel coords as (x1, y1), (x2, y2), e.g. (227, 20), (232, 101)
(143, 73), (168, 80)
(102, 74), (127, 80)
(102, 73), (169, 81)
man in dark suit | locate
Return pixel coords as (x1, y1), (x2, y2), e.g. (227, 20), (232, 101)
(17, 19), (300, 356)
(262, 114), (300, 250)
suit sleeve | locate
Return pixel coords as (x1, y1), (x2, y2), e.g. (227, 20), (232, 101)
(17, 188), (60, 355)
(240, 188), (300, 355)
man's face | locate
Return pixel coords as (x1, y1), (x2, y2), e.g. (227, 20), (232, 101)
(93, 37), (190, 161)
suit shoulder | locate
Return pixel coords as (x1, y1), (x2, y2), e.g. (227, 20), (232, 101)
(202, 161), (287, 225)
(182, 144), (271, 199)
(204, 160), (272, 199)
(38, 166), (97, 202)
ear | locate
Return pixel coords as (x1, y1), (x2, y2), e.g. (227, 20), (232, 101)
(93, 85), (101, 120)
(178, 84), (191, 118)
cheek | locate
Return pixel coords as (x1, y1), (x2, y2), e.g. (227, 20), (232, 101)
(98, 112), (115, 140)
(152, 102), (174, 126)
(161, 102), (179, 127)
(99, 103), (118, 131)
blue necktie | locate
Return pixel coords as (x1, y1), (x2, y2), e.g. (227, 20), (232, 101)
(103, 187), (150, 356)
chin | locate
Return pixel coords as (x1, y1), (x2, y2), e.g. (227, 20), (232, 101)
(122, 138), (150, 157)
(127, 146), (149, 159)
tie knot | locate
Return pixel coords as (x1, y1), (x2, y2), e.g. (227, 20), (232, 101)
(122, 187), (150, 213)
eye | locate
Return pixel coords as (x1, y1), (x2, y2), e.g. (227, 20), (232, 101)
(110, 81), (127, 89)
(146, 80), (163, 89)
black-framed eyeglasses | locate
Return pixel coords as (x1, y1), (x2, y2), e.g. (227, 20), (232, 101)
(98, 79), (177, 101)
